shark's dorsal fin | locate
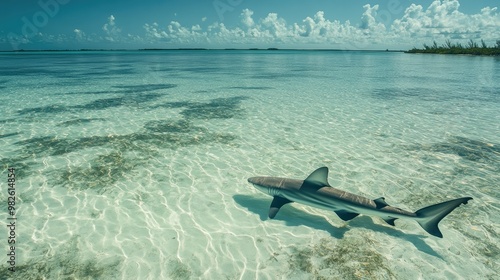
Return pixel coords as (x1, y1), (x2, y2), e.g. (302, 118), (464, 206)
(269, 196), (292, 219)
(335, 210), (359, 221)
(374, 197), (389, 209)
(304, 167), (330, 187)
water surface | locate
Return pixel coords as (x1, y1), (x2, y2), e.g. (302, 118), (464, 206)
(0, 50), (498, 279)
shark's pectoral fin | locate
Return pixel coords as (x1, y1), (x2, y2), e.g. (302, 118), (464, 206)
(303, 167), (330, 189)
(374, 197), (389, 208)
(375, 199), (398, 225)
(269, 196), (292, 219)
(382, 217), (397, 226)
(335, 210), (359, 221)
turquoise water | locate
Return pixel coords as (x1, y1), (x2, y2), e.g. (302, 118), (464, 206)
(0, 50), (499, 279)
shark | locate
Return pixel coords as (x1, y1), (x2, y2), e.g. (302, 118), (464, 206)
(247, 167), (472, 238)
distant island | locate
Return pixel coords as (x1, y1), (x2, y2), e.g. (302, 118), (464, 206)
(406, 39), (500, 56)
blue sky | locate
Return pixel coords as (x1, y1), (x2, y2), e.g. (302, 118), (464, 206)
(1, 0), (499, 50)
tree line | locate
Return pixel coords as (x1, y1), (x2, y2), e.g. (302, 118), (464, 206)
(406, 39), (500, 55)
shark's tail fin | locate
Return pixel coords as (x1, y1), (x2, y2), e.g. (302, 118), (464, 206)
(415, 197), (472, 238)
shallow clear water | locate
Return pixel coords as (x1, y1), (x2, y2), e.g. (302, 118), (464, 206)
(0, 50), (499, 279)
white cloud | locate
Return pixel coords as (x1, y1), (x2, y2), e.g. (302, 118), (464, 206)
(102, 15), (121, 41)
(144, 22), (168, 40)
(206, 22), (246, 44)
(141, 9), (386, 48)
(295, 11), (358, 42)
(360, 4), (386, 33)
(144, 21), (210, 44)
(202, 17), (207, 22)
(260, 13), (290, 39)
(73, 29), (85, 41)
(391, 0), (500, 41)
(241, 9), (254, 28)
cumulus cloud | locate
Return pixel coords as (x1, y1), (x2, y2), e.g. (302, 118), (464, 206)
(391, 0), (500, 41)
(260, 13), (290, 39)
(142, 8), (385, 48)
(73, 29), (86, 41)
(102, 15), (121, 41)
(360, 4), (386, 33)
(295, 11), (358, 42)
(143, 22), (168, 40)
(144, 21), (209, 44)
(241, 9), (254, 28)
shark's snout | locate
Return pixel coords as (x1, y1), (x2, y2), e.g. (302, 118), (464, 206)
(247, 177), (260, 185)
(247, 177), (270, 195)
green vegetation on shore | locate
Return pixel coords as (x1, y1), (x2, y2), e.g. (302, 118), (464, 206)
(406, 39), (500, 56)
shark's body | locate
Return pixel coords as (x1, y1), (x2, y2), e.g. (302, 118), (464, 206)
(248, 167), (472, 238)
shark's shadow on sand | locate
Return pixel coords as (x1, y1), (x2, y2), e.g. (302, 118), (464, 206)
(233, 194), (442, 258)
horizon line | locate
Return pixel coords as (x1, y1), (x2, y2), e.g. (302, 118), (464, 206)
(0, 47), (407, 53)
